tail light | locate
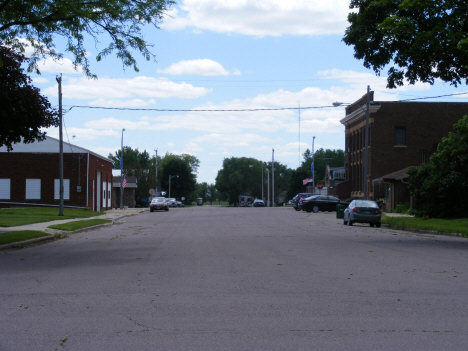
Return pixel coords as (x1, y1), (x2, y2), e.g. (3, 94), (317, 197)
(376, 209), (381, 214)
(352, 208), (360, 213)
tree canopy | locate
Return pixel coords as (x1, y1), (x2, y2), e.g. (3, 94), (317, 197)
(0, 45), (58, 151)
(407, 115), (468, 218)
(0, 0), (174, 77)
(343, 0), (468, 88)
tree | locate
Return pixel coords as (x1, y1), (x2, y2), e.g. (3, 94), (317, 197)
(215, 157), (264, 204)
(407, 115), (468, 218)
(0, 0), (174, 77)
(343, 0), (468, 88)
(109, 147), (156, 204)
(0, 45), (58, 151)
(159, 155), (197, 201)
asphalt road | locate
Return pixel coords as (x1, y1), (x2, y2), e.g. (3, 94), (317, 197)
(1, 206), (468, 351)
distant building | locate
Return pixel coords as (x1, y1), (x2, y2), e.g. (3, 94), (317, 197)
(340, 91), (468, 210)
(0, 136), (113, 211)
(112, 175), (137, 208)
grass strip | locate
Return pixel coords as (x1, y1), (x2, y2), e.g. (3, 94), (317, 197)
(382, 216), (468, 236)
(48, 219), (112, 231)
(0, 208), (104, 227)
(0, 230), (50, 245)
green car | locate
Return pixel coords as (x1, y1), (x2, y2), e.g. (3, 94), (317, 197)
(343, 200), (381, 227)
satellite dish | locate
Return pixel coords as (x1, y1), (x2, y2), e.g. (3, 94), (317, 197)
(181, 197), (185, 201)
(161, 191), (167, 196)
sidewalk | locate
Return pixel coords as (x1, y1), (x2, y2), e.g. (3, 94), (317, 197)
(0, 208), (146, 235)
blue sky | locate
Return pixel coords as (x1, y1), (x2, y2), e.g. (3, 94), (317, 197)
(27, 0), (467, 184)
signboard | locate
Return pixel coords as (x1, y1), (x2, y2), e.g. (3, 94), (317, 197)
(316, 182), (324, 190)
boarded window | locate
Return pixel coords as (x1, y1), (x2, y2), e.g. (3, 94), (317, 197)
(54, 179), (70, 200)
(26, 179), (41, 199)
(0, 179), (11, 199)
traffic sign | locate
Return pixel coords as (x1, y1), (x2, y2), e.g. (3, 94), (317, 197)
(316, 182), (324, 190)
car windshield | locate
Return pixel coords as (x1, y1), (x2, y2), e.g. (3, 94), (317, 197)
(355, 200), (379, 208)
(153, 197), (165, 202)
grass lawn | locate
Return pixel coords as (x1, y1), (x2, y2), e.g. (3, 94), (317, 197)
(382, 216), (468, 236)
(0, 208), (104, 227)
(48, 219), (112, 231)
(0, 230), (51, 246)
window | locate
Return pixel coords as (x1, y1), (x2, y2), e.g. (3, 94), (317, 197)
(0, 179), (11, 199)
(394, 127), (406, 146)
(54, 179), (70, 200)
(26, 179), (41, 199)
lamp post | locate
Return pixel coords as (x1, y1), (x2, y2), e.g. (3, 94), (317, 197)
(169, 175), (178, 198)
(120, 128), (125, 209)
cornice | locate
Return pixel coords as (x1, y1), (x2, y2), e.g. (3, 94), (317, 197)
(340, 104), (382, 126)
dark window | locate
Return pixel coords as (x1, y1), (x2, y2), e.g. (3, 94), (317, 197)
(394, 127), (406, 146)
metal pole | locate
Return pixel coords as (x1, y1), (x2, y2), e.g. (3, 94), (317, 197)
(169, 175), (171, 198)
(56, 74), (64, 216)
(312, 136), (315, 193)
(363, 85), (370, 200)
(261, 167), (264, 201)
(155, 149), (158, 195)
(120, 128), (125, 209)
(266, 168), (270, 207)
(272, 149), (275, 207)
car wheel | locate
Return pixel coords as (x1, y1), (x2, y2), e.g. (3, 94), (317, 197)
(348, 220), (353, 226)
(306, 209), (312, 213)
(295, 207), (301, 211)
(150, 209), (154, 212)
(376, 223), (381, 228)
(312, 206), (319, 213)
(343, 219), (347, 225)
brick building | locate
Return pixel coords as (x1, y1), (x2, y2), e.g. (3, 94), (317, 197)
(0, 136), (113, 211)
(340, 91), (468, 209)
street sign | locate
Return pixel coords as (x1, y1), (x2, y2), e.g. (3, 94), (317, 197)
(316, 182), (324, 190)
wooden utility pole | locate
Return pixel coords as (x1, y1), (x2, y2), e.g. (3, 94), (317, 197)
(56, 74), (64, 216)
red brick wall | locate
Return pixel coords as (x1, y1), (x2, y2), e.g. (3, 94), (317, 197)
(0, 152), (112, 211)
(345, 102), (468, 198)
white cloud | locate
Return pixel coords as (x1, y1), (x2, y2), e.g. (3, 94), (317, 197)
(43, 76), (211, 100)
(158, 59), (234, 76)
(162, 0), (352, 36)
(89, 98), (156, 107)
(36, 57), (84, 74)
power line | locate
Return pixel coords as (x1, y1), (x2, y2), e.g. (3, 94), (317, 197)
(64, 91), (468, 114)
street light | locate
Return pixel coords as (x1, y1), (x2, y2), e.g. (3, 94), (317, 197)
(168, 174), (178, 198)
(120, 128), (125, 210)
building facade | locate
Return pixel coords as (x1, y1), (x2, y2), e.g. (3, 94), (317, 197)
(0, 137), (113, 211)
(340, 91), (468, 207)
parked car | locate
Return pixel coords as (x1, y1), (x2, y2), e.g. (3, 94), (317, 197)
(177, 200), (185, 207)
(150, 197), (169, 212)
(298, 195), (319, 210)
(252, 199), (265, 207)
(343, 200), (381, 227)
(300, 195), (349, 213)
(291, 193), (310, 211)
(167, 198), (178, 207)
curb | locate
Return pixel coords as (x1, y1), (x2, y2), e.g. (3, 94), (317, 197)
(0, 235), (55, 250)
(0, 212), (143, 250)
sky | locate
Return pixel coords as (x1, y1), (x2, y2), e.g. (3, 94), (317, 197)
(26, 0), (468, 184)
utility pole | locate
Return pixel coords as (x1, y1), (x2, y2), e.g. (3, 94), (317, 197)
(312, 136), (315, 193)
(272, 148), (275, 207)
(155, 149), (158, 195)
(56, 74), (64, 216)
(120, 128), (125, 209)
(266, 168), (270, 207)
(363, 85), (370, 200)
